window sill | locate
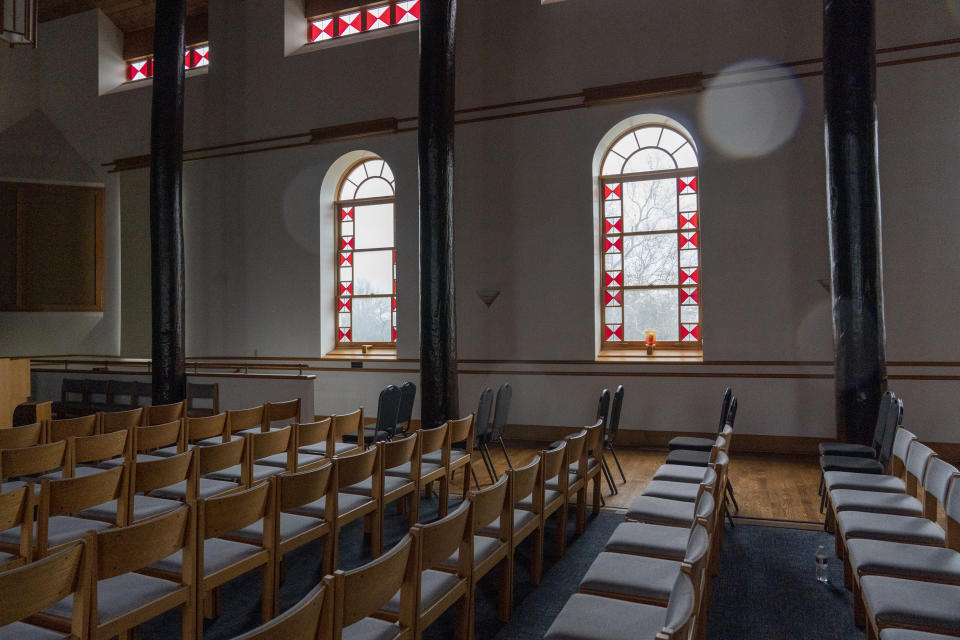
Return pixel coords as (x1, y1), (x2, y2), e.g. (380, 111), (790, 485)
(324, 347), (397, 361)
(289, 21), (417, 57)
(596, 348), (703, 363)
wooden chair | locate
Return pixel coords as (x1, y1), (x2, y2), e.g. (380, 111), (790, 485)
(423, 414), (474, 506)
(231, 461), (335, 616)
(264, 398), (302, 431)
(34, 464), (128, 558)
(625, 457), (725, 529)
(539, 441), (569, 555)
(231, 582), (329, 640)
(1, 439), (67, 493)
(151, 436), (245, 500)
(187, 383), (220, 418)
(498, 454), (545, 584)
(668, 387), (733, 451)
(550, 428), (587, 534)
(99, 407), (143, 434)
(99, 418), (185, 468)
(343, 386), (402, 446)
(292, 446), (381, 569)
(302, 410), (364, 457)
(141, 399), (185, 426)
(106, 380), (138, 412)
(0, 421), (43, 449)
(259, 422), (327, 472)
(389, 423), (449, 518)
(52, 378), (86, 419)
(821, 427), (915, 498)
(44, 429), (130, 480)
(292, 417), (335, 461)
(48, 414), (98, 443)
(0, 542), (88, 639)
(579, 420), (605, 511)
(79, 450), (195, 525)
(184, 412), (232, 448)
(382, 500), (473, 640)
(0, 486), (33, 570)
(207, 426), (293, 485)
(443, 474), (513, 625)
(345, 433), (419, 555)
(228, 405), (268, 437)
(605, 491), (718, 563)
(325, 533), (417, 640)
(84, 380), (111, 414)
(37, 506), (197, 640)
(147, 481), (276, 631)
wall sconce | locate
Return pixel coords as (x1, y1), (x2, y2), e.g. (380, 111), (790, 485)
(476, 289), (500, 307)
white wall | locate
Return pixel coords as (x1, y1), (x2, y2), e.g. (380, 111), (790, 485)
(3, 1), (959, 442)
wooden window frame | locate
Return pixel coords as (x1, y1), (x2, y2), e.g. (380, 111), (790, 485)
(307, 0), (418, 44)
(334, 158), (397, 350)
(0, 181), (105, 312)
(599, 125), (702, 351)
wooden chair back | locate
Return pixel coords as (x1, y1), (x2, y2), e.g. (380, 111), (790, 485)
(48, 414), (98, 442)
(945, 476), (960, 552)
(470, 474), (510, 534)
(1, 440), (66, 480)
(890, 427), (917, 477)
(200, 480), (272, 540)
(660, 571), (697, 640)
(186, 412), (229, 444)
(922, 457), (959, 520)
(335, 446), (378, 489)
(541, 441), (567, 491)
(108, 380), (137, 409)
(419, 423), (448, 457)
(232, 583), (328, 640)
(563, 429), (587, 474)
(100, 407), (143, 433)
(296, 418), (332, 453)
(510, 454), (542, 506)
(447, 414), (474, 451)
(332, 409), (363, 445)
(0, 486), (33, 567)
(276, 461), (334, 512)
(133, 450), (196, 499)
(265, 399), (302, 430)
(327, 533), (417, 634)
(196, 437), (246, 477)
(187, 383), (220, 417)
(37, 465), (128, 556)
(415, 498), (472, 570)
(228, 405), (267, 436)
(380, 432), (419, 472)
(71, 429), (130, 472)
(249, 425), (294, 464)
(142, 400), (185, 426)
(582, 420), (603, 461)
(0, 541), (87, 634)
(135, 419), (185, 454)
(0, 422), (43, 449)
(682, 522), (711, 580)
(904, 441), (936, 496)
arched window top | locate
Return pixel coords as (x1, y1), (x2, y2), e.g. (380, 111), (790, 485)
(598, 121), (701, 350)
(601, 125), (699, 177)
(335, 155), (397, 347)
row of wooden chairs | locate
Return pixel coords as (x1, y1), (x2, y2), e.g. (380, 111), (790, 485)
(52, 378), (218, 418)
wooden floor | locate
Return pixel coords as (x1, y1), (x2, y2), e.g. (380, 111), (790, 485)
(468, 441), (823, 524)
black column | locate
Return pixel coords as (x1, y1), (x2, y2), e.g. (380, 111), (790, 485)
(149, 1), (187, 405)
(418, 0), (459, 428)
(824, 0), (887, 445)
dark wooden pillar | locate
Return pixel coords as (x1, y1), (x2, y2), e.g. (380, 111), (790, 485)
(418, 0), (459, 427)
(824, 0), (887, 444)
(149, 0), (187, 405)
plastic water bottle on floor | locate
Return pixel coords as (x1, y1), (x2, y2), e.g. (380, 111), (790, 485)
(815, 544), (829, 583)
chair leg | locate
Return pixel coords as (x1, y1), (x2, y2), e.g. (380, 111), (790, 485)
(725, 480), (740, 514)
(600, 455), (617, 495)
(261, 562), (275, 623)
(531, 527), (545, 585)
(576, 488), (587, 534)
(818, 473), (825, 496)
(480, 444), (497, 483)
(498, 554), (514, 621)
(439, 475), (450, 517)
(497, 437), (514, 469)
(471, 466), (481, 489)
(557, 502), (568, 556)
(181, 594), (197, 640)
(609, 444), (627, 483)
(592, 474), (602, 516)
(462, 462), (472, 500)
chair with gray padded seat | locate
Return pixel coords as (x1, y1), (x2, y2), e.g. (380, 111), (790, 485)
(106, 380), (138, 413)
(472, 387), (496, 483)
(861, 577), (960, 638)
(263, 398), (301, 432)
(52, 378), (86, 419)
(99, 407), (143, 434)
(823, 427), (915, 498)
(206, 426), (292, 484)
(230, 582), (328, 640)
(642, 465), (717, 504)
(150, 412), (232, 453)
(489, 383), (514, 470)
(226, 405), (268, 438)
(0, 541), (86, 639)
(605, 385), (627, 483)
(39, 429), (129, 482)
(606, 491), (716, 561)
(186, 382), (219, 417)
(626, 454), (726, 528)
(83, 379), (111, 414)
(1, 440), (67, 495)
(47, 414), (98, 444)
(298, 410), (363, 457)
(820, 390), (895, 459)
(342, 385), (402, 446)
(257, 420), (327, 472)
(820, 394), (901, 482)
(667, 386), (733, 452)
(652, 436), (726, 484)
(544, 570), (698, 640)
(664, 398), (737, 468)
(98, 419), (185, 469)
(395, 381), (417, 436)
(0, 486), (33, 571)
(879, 631), (960, 640)
(150, 436), (243, 501)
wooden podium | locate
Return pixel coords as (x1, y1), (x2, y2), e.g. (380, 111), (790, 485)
(1, 358), (31, 428)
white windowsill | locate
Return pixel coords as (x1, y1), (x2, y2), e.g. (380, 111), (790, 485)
(288, 21), (417, 57)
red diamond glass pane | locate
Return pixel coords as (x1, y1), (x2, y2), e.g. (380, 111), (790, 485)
(604, 184), (622, 200)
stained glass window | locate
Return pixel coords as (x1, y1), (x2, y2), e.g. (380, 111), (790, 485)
(600, 125), (701, 349)
(126, 43), (210, 83)
(336, 157), (397, 346)
(309, 1), (419, 43)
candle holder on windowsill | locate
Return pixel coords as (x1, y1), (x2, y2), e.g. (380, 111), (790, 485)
(644, 329), (657, 355)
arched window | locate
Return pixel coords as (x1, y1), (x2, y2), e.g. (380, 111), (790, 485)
(599, 123), (701, 349)
(335, 157), (397, 346)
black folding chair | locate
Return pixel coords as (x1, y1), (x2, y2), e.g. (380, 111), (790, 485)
(342, 385), (402, 446)
(606, 385), (626, 483)
(473, 387), (496, 484)
(489, 383), (513, 470)
(395, 382), (416, 436)
(594, 389), (618, 496)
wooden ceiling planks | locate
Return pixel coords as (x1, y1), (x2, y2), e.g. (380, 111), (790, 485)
(39, 0), (207, 34)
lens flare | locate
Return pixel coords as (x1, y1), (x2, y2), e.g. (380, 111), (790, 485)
(698, 59), (804, 159)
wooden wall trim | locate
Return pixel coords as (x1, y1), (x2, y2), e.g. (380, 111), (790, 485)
(31, 368), (316, 382)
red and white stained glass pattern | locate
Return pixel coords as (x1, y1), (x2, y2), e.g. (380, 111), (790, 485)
(599, 125), (700, 348)
(336, 158), (397, 346)
(127, 58), (153, 82)
(127, 44), (209, 83)
(309, 1), (416, 44)
(185, 45), (209, 69)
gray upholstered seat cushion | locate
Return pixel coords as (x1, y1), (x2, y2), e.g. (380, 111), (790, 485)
(150, 478), (239, 500)
(823, 471), (906, 494)
(386, 461), (442, 478)
(880, 630), (960, 640)
(0, 516), (112, 548)
(837, 512), (945, 545)
(148, 445), (180, 457)
(152, 537), (262, 575)
(39, 466), (112, 481)
(291, 493), (371, 519)
(664, 449), (710, 467)
(668, 436), (714, 452)
(0, 621), (70, 639)
(820, 455), (883, 474)
(343, 475), (413, 497)
(0, 550), (18, 566)
(519, 489), (562, 510)
(195, 435), (243, 447)
(77, 495), (180, 522)
(342, 616), (401, 640)
(861, 577), (960, 634)
(205, 463), (284, 483)
(642, 480), (700, 503)
(44, 571), (182, 625)
(422, 449), (469, 465)
(580, 552), (679, 603)
(1, 480), (28, 493)
(626, 496), (697, 527)
(830, 489), (924, 517)
(652, 465), (709, 484)
(441, 535), (503, 569)
(547, 473), (581, 492)
(382, 569), (461, 614)
(232, 512), (324, 543)
(569, 459), (598, 474)
(257, 451), (326, 469)
(299, 442), (358, 456)
(544, 593), (668, 640)
(480, 509), (536, 536)
(99, 453), (166, 468)
(847, 540), (960, 583)
(604, 522), (688, 560)
(819, 442), (876, 458)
